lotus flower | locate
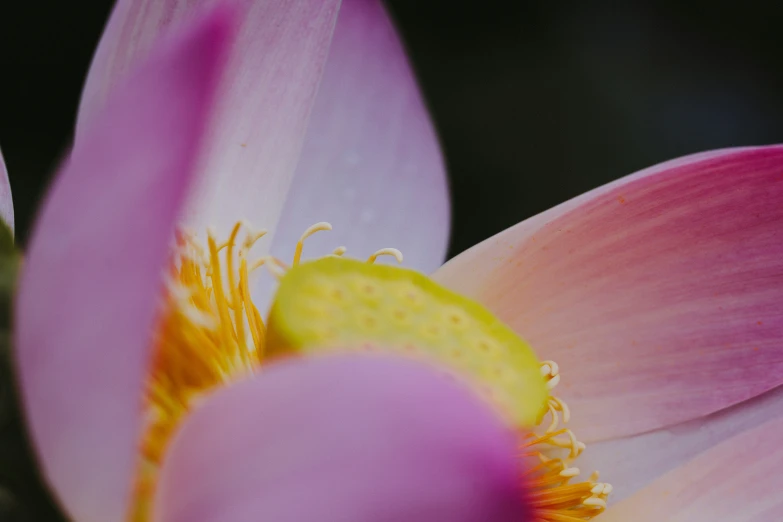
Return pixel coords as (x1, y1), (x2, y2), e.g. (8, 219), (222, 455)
(3, 1), (781, 522)
(8, 2), (527, 522)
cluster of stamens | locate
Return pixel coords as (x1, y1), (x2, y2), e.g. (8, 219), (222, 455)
(131, 222), (403, 521)
(519, 361), (611, 521)
(130, 221), (609, 522)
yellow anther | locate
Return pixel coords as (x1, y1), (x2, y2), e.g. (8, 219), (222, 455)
(584, 497), (608, 509)
(367, 247), (403, 264)
(240, 224), (267, 251)
(293, 221), (332, 266)
(541, 360), (559, 376)
(177, 229), (208, 264)
(332, 246), (347, 257)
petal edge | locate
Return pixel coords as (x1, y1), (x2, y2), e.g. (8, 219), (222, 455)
(0, 147), (14, 232)
(16, 10), (234, 522)
(270, 0), (450, 275)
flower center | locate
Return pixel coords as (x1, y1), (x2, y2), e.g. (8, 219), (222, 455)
(131, 221), (409, 520)
(130, 221), (609, 521)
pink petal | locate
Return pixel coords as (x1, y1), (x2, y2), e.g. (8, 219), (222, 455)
(599, 415), (783, 521)
(15, 11), (233, 522)
(78, 0), (342, 241)
(0, 146), (14, 232)
(270, 0), (450, 273)
(155, 355), (527, 522)
(434, 146), (783, 441)
(581, 384), (783, 503)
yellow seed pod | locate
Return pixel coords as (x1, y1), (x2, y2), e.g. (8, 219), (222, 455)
(266, 257), (547, 427)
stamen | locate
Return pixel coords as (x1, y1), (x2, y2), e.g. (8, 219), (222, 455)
(239, 255), (264, 354)
(293, 221), (332, 266)
(540, 360), (559, 377)
(367, 247), (403, 264)
(545, 401), (560, 433)
(226, 223), (248, 362)
(240, 222), (268, 251)
(552, 397), (571, 424)
(262, 256), (289, 279)
(207, 232), (238, 357)
(238, 224), (269, 352)
(249, 257), (267, 272)
(331, 246), (347, 257)
(133, 222), (271, 522)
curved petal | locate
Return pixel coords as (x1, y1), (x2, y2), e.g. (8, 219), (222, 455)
(581, 384), (783, 503)
(15, 11), (233, 522)
(0, 146), (14, 232)
(599, 415), (783, 522)
(77, 0), (342, 241)
(270, 0), (450, 274)
(155, 355), (528, 522)
(434, 146), (783, 441)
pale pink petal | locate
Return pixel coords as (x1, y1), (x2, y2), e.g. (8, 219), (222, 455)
(15, 11), (233, 522)
(581, 384), (783, 503)
(155, 355), (527, 522)
(0, 146), (14, 232)
(599, 415), (783, 521)
(434, 146), (783, 441)
(270, 0), (450, 273)
(78, 0), (341, 241)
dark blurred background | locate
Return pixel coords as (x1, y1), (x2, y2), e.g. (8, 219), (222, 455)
(1, 1), (782, 257)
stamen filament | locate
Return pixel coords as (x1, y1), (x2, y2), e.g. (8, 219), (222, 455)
(239, 256), (264, 354)
(263, 256), (288, 279)
(224, 222), (248, 364)
(294, 221), (332, 265)
(207, 234), (236, 358)
(367, 247), (403, 264)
